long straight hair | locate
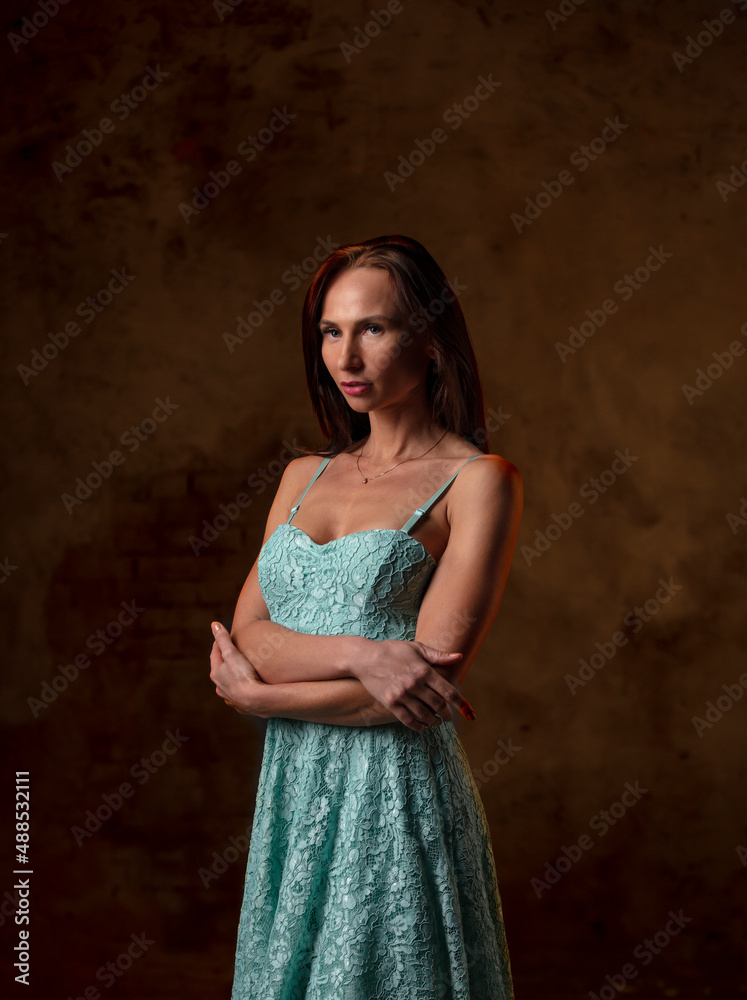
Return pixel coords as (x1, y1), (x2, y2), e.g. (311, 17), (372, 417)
(300, 235), (489, 457)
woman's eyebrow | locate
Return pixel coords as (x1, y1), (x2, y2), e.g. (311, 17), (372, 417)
(318, 314), (396, 326)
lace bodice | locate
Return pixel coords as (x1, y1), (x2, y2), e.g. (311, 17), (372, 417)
(258, 524), (437, 640)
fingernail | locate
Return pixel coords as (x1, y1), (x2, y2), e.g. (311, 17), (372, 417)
(212, 622), (222, 633)
(463, 707), (476, 721)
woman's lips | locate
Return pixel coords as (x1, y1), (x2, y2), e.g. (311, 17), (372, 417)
(341, 382), (371, 395)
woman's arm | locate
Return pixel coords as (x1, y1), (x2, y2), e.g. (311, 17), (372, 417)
(211, 622), (466, 730)
(211, 454), (522, 727)
(211, 624), (465, 728)
(227, 459), (466, 700)
(409, 454), (523, 687)
(270, 455), (523, 722)
(255, 678), (397, 727)
(228, 456), (375, 684)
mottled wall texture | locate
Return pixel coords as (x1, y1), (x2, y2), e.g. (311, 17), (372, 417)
(2, 1), (746, 997)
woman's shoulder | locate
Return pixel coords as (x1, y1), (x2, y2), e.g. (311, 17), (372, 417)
(457, 454), (522, 500)
(281, 451), (330, 490)
(446, 447), (523, 535)
(446, 434), (521, 481)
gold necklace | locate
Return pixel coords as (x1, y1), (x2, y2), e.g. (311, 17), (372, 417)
(355, 429), (448, 484)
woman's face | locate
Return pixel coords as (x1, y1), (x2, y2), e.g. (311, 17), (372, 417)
(319, 266), (434, 413)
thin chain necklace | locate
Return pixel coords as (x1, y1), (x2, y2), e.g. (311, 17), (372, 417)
(355, 429), (448, 484)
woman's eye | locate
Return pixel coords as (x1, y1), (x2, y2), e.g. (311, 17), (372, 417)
(321, 326), (383, 337)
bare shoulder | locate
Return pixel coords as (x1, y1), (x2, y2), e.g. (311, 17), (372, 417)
(447, 450), (523, 524)
(261, 453), (329, 533)
(276, 453), (329, 506)
(459, 450), (522, 492)
(441, 432), (520, 482)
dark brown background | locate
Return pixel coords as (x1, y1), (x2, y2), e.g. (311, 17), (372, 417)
(2, 1), (746, 998)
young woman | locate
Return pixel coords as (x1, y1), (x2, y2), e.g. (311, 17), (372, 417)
(209, 234), (523, 999)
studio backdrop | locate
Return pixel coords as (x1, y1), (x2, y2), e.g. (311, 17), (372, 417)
(2, 1), (746, 997)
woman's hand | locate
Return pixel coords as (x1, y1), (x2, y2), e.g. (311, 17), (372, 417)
(352, 639), (476, 731)
(209, 621), (266, 716)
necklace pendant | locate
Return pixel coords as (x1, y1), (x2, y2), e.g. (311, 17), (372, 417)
(362, 477), (369, 484)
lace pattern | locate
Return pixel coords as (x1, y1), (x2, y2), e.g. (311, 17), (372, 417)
(232, 520), (514, 999)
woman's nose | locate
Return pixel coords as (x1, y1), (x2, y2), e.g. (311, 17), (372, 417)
(337, 335), (361, 369)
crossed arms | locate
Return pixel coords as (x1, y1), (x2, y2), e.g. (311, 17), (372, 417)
(210, 454), (522, 730)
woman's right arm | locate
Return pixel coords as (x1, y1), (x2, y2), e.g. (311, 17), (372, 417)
(228, 456), (373, 685)
(223, 457), (473, 726)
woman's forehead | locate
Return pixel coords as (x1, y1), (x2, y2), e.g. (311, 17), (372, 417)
(321, 267), (398, 315)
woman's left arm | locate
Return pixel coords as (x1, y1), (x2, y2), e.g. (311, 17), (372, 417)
(411, 454), (523, 687)
(211, 456), (523, 726)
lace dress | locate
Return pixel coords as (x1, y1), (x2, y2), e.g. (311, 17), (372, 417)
(231, 454), (514, 999)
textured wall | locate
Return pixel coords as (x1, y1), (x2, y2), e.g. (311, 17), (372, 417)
(2, 1), (746, 997)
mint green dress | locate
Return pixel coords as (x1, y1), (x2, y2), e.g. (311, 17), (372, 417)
(231, 455), (514, 999)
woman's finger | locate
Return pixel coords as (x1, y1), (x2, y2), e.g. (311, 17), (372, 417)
(400, 695), (444, 728)
(409, 642), (475, 720)
(409, 692), (451, 724)
(432, 679), (475, 721)
(211, 621), (236, 654)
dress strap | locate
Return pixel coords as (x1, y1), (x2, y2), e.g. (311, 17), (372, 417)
(287, 456), (332, 524)
(401, 454), (483, 534)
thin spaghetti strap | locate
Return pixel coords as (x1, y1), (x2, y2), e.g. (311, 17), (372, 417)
(287, 456), (333, 524)
(401, 454), (484, 534)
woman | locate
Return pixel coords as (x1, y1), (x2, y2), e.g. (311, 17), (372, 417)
(210, 234), (523, 999)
